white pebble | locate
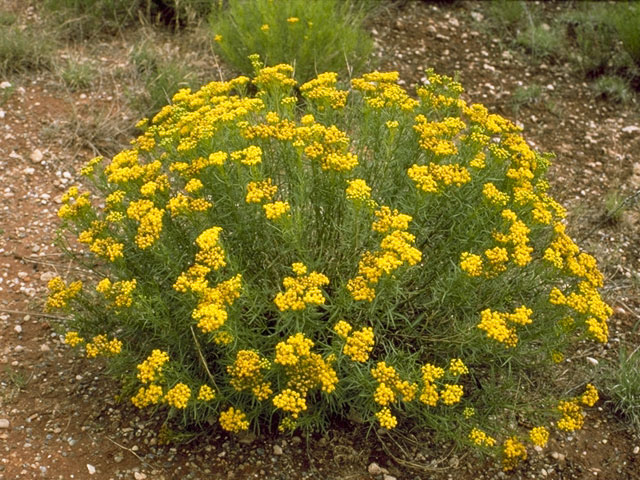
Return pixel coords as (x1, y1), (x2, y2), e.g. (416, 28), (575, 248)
(87, 464), (96, 475)
(0, 419), (9, 429)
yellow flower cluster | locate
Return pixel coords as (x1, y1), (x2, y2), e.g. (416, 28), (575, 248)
(166, 193), (212, 217)
(271, 334), (337, 425)
(131, 384), (163, 408)
(46, 277), (82, 310)
(197, 384), (215, 401)
(482, 182), (510, 207)
(370, 362), (417, 429)
(96, 278), (137, 308)
(272, 388), (307, 419)
(348, 207), (421, 301)
(375, 407), (398, 429)
(90, 237), (124, 262)
(64, 331), (84, 347)
(231, 145), (262, 166)
(341, 325), (375, 362)
(227, 350), (273, 400)
(164, 383), (191, 409)
(195, 227), (226, 270)
(581, 383), (599, 407)
(263, 200), (291, 220)
(136, 349), (170, 384)
(529, 426), (549, 447)
(502, 437), (527, 471)
(372, 206), (412, 233)
(126, 199), (165, 249)
(58, 186), (91, 220)
(333, 320), (352, 338)
(549, 281), (611, 343)
(192, 274), (242, 333)
(80, 156), (103, 176)
(219, 407), (250, 432)
(419, 361), (466, 407)
(407, 163), (471, 193)
(300, 72), (348, 110)
(246, 179), (278, 204)
(85, 334), (122, 358)
(417, 70), (465, 110)
(460, 252), (484, 277)
(557, 399), (584, 431)
(477, 305), (533, 348)
(491, 209), (533, 267)
(469, 428), (496, 447)
(413, 114), (466, 156)
(345, 178), (372, 201)
(351, 71), (418, 111)
(448, 358), (469, 375)
(274, 263), (329, 311)
(253, 63), (297, 90)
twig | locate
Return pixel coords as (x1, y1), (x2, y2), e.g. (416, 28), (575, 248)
(190, 326), (218, 389)
(0, 308), (67, 320)
(105, 436), (148, 465)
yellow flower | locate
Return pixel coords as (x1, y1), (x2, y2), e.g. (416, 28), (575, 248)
(263, 201), (290, 220)
(287, 17), (299, 24)
(375, 407), (397, 429)
(529, 426), (549, 447)
(165, 383), (191, 409)
(197, 385), (215, 401)
(219, 407), (250, 432)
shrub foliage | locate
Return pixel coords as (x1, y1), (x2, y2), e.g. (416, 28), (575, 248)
(52, 61), (610, 470)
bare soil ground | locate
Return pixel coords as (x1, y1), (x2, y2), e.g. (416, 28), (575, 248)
(1, 1), (639, 479)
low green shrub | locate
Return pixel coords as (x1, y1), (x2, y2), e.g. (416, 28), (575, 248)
(593, 75), (633, 103)
(209, 0), (374, 83)
(604, 347), (640, 432)
(0, 23), (55, 76)
(516, 24), (564, 61)
(44, 0), (213, 37)
(127, 40), (199, 118)
(609, 2), (640, 67)
(53, 62), (610, 470)
(58, 57), (97, 91)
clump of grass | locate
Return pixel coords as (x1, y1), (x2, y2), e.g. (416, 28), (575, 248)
(593, 75), (633, 103)
(609, 2), (640, 67)
(516, 24), (564, 61)
(604, 347), (640, 432)
(44, 0), (215, 38)
(487, 0), (526, 34)
(58, 57), (97, 91)
(209, 0), (374, 83)
(127, 39), (198, 118)
(510, 84), (543, 115)
(0, 23), (55, 76)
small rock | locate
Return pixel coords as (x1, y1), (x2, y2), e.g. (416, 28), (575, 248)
(24, 167), (35, 175)
(273, 445), (283, 455)
(622, 125), (640, 134)
(40, 272), (57, 283)
(40, 344), (51, 352)
(471, 11), (484, 22)
(449, 17), (460, 28)
(32, 245), (40, 253)
(14, 325), (22, 334)
(633, 446), (639, 454)
(0, 419), (10, 429)
(551, 452), (566, 461)
(30, 149), (43, 163)
(383, 475), (397, 480)
(586, 357), (598, 366)
(368, 462), (385, 475)
(113, 452), (124, 463)
(134, 473), (147, 480)
(86, 464), (96, 475)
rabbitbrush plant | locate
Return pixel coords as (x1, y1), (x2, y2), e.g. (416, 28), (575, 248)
(51, 58), (611, 470)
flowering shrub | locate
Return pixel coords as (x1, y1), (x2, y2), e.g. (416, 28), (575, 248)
(52, 59), (611, 470)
